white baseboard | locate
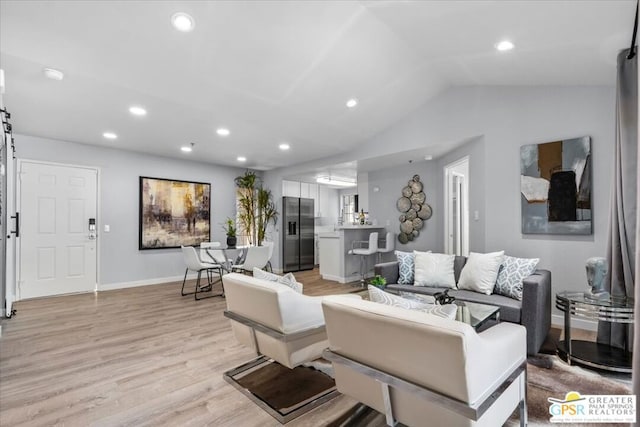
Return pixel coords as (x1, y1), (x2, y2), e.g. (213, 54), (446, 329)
(551, 314), (598, 332)
(99, 274), (199, 291)
(320, 273), (361, 284)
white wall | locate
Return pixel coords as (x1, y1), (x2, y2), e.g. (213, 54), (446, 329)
(16, 134), (244, 287)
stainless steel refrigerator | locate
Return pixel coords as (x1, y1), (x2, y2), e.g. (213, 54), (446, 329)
(282, 197), (315, 272)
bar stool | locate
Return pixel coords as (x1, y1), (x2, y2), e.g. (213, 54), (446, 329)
(377, 232), (395, 263)
(348, 232), (378, 285)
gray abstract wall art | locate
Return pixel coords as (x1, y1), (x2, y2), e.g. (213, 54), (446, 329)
(520, 136), (592, 235)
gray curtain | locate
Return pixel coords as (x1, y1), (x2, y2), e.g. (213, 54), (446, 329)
(598, 48), (637, 353)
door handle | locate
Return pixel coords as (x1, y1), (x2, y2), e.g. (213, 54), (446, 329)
(10, 212), (19, 238)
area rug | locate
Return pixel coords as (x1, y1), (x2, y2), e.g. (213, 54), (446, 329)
(328, 356), (632, 427)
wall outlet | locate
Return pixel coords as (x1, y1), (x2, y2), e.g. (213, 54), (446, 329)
(104, 224), (110, 232)
(473, 211), (480, 221)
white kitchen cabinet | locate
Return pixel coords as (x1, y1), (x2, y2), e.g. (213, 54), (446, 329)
(283, 180), (320, 216)
(282, 180), (300, 198)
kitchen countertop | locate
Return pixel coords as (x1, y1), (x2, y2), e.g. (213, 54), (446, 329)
(335, 225), (385, 230)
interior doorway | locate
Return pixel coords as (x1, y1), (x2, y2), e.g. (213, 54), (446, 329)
(17, 160), (98, 299)
(444, 156), (469, 256)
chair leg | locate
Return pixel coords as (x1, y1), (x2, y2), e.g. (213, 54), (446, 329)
(194, 271), (202, 300)
(181, 268), (190, 296)
(195, 269), (225, 300)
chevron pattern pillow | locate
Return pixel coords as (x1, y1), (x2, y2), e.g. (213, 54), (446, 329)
(395, 250), (415, 284)
(368, 286), (457, 319)
(494, 256), (539, 300)
(253, 268), (303, 293)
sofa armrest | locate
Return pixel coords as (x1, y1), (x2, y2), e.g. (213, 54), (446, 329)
(521, 269), (552, 355)
(375, 261), (400, 284)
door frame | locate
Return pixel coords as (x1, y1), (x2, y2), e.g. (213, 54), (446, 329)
(443, 156), (470, 256)
(16, 159), (101, 300)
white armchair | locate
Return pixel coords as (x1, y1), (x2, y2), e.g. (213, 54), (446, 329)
(223, 273), (351, 422)
(223, 273), (329, 368)
(321, 295), (528, 427)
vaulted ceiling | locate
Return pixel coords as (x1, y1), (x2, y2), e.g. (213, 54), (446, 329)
(0, 1), (634, 171)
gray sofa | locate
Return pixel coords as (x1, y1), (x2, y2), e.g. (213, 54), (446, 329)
(374, 256), (551, 356)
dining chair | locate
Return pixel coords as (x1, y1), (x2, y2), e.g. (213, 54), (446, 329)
(263, 241), (275, 272)
(181, 245), (224, 300)
(232, 245), (271, 274)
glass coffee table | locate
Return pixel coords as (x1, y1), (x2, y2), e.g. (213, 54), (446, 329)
(357, 289), (500, 330)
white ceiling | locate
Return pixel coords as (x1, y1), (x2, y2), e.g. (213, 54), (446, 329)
(0, 1), (634, 172)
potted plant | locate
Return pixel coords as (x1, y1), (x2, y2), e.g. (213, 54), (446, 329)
(234, 170), (279, 246)
(369, 275), (387, 289)
(223, 217), (237, 248)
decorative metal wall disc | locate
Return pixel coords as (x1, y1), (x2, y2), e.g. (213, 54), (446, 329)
(396, 197), (411, 212)
(400, 220), (414, 234)
(410, 192), (426, 204)
(396, 175), (432, 244)
(417, 204), (432, 220)
(410, 180), (423, 193)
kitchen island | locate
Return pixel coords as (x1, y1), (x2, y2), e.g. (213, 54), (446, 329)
(318, 225), (386, 283)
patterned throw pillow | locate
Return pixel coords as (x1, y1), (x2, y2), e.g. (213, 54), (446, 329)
(368, 286), (456, 319)
(413, 251), (456, 288)
(252, 268), (303, 293)
(494, 256), (539, 300)
(395, 250), (415, 284)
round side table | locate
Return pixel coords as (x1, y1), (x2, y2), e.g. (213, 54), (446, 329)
(555, 291), (633, 373)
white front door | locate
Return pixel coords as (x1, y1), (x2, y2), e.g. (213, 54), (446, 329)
(19, 161), (97, 299)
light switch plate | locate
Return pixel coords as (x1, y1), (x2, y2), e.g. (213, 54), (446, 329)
(104, 225), (110, 232)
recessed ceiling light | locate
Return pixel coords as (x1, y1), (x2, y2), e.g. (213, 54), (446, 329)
(279, 143), (290, 151)
(103, 132), (117, 140)
(43, 68), (64, 81)
(171, 12), (195, 32)
(346, 98), (358, 108)
(129, 106), (147, 116)
(495, 40), (514, 51)
(216, 128), (230, 136)
(237, 156), (247, 162)
(181, 146), (192, 152)
(424, 155), (433, 161)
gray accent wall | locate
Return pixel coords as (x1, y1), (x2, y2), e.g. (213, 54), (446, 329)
(16, 134), (244, 286)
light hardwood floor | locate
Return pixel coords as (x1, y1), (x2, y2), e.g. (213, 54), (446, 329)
(0, 269), (364, 427)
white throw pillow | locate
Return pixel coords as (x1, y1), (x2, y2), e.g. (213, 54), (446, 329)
(413, 251), (456, 288)
(457, 251), (505, 295)
(252, 268), (303, 293)
(368, 286), (457, 319)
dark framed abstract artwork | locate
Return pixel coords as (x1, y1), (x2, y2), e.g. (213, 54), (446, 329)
(520, 136), (592, 235)
(139, 176), (211, 249)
